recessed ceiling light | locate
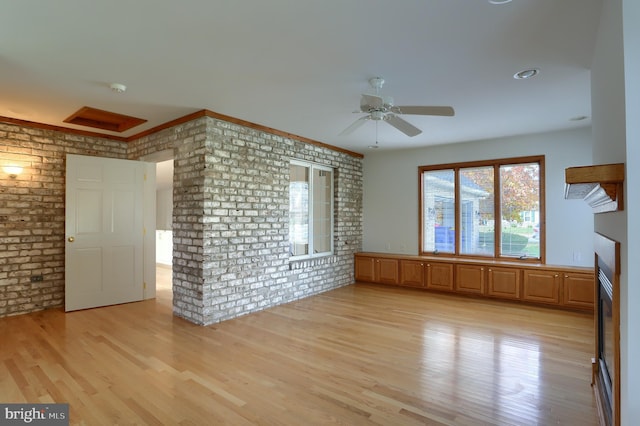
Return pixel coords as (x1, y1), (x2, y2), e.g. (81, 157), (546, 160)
(489, 0), (512, 4)
(570, 115), (589, 121)
(513, 68), (539, 80)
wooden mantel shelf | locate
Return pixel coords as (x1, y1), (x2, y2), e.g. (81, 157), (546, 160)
(565, 163), (625, 213)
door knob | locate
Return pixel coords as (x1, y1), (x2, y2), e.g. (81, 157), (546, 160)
(68, 237), (75, 242)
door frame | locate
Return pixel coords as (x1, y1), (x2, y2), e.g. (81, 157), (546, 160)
(140, 149), (174, 299)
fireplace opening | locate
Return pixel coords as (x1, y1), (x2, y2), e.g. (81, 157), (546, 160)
(597, 262), (614, 425)
(593, 232), (619, 426)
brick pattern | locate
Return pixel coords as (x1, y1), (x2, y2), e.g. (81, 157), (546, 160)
(128, 118), (210, 324)
(2, 116), (363, 324)
(199, 118), (363, 324)
(0, 123), (127, 316)
(130, 117), (363, 325)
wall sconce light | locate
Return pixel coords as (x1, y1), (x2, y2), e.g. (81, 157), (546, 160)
(3, 165), (23, 178)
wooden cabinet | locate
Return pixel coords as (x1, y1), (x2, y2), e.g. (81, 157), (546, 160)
(425, 262), (454, 291)
(487, 267), (520, 299)
(354, 255), (375, 282)
(400, 260), (426, 288)
(355, 253), (593, 312)
(523, 270), (560, 305)
(455, 264), (485, 294)
(399, 260), (454, 291)
(376, 258), (400, 284)
(562, 272), (595, 310)
(355, 255), (399, 285)
(523, 269), (596, 310)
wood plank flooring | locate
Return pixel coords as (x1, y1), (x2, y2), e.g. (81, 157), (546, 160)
(0, 267), (597, 425)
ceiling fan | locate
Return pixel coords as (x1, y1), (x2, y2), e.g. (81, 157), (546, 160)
(341, 77), (454, 137)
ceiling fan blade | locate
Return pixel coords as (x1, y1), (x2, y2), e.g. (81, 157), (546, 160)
(384, 114), (422, 137)
(339, 116), (369, 135)
(393, 106), (455, 116)
(361, 94), (384, 111)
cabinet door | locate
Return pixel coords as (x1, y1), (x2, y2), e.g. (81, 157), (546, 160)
(487, 267), (520, 299)
(426, 262), (454, 291)
(455, 264), (485, 294)
(400, 260), (425, 288)
(563, 272), (595, 310)
(354, 256), (375, 282)
(523, 270), (560, 304)
(376, 258), (400, 285)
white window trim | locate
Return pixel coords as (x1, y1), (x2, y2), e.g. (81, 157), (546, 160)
(289, 159), (334, 261)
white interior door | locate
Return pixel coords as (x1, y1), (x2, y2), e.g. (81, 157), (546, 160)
(65, 154), (153, 311)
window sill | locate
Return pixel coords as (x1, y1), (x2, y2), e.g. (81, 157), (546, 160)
(289, 255), (338, 270)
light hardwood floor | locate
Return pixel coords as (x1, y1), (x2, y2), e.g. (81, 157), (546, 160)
(1, 267), (597, 425)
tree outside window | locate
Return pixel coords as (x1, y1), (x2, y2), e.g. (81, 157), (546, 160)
(420, 156), (544, 261)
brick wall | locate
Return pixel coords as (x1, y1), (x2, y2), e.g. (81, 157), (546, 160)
(128, 117), (211, 324)
(129, 116), (363, 325)
(0, 123), (127, 316)
(2, 114), (363, 323)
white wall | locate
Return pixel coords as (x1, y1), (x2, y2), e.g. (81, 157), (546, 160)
(622, 1), (640, 422)
(591, 0), (640, 423)
(362, 127), (594, 267)
(156, 230), (173, 266)
(156, 188), (173, 230)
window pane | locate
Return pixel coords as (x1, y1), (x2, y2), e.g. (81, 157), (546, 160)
(422, 169), (455, 253)
(289, 164), (309, 256)
(312, 168), (332, 254)
(460, 166), (494, 256)
(500, 163), (540, 258)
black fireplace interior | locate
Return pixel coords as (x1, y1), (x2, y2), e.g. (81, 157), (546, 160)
(597, 259), (614, 425)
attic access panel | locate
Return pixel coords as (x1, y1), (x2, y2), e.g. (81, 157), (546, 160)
(63, 106), (147, 132)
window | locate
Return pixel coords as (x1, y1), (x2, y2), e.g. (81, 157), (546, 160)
(420, 156), (544, 261)
(289, 160), (334, 259)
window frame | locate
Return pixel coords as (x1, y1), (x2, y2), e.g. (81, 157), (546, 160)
(418, 155), (545, 263)
(288, 159), (334, 260)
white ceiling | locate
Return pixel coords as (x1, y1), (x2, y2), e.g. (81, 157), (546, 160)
(1, 0), (602, 154)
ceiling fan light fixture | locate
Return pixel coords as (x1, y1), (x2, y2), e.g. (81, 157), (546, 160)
(371, 111), (385, 121)
(513, 68), (539, 80)
(489, 0), (512, 4)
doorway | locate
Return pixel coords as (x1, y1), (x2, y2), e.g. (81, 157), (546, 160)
(155, 158), (174, 306)
(140, 149), (174, 308)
